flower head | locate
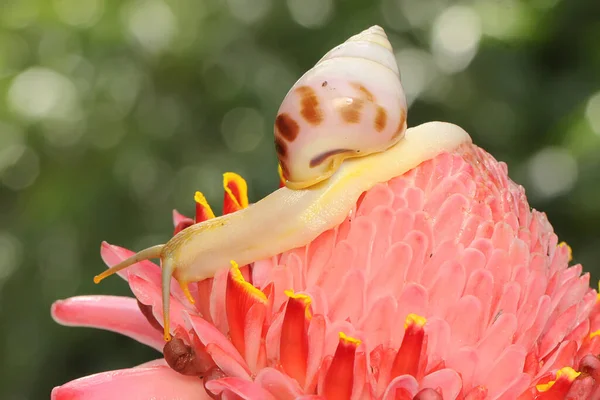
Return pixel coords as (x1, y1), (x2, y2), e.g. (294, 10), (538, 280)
(52, 143), (600, 399)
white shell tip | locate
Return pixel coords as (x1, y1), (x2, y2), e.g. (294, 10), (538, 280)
(349, 25), (391, 50)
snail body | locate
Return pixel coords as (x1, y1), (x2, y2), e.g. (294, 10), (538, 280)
(94, 26), (472, 341)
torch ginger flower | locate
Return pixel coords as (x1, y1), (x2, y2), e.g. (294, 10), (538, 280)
(52, 143), (600, 399)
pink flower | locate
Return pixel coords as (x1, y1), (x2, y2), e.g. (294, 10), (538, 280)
(52, 144), (600, 399)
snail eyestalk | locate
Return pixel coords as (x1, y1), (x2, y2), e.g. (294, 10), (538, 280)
(93, 244), (165, 284)
(161, 259), (176, 341)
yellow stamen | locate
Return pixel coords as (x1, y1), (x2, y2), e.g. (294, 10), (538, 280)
(230, 260), (267, 302)
(536, 367), (581, 392)
(591, 330), (600, 339)
(223, 172), (249, 209)
(339, 331), (361, 346)
(194, 191), (215, 219)
(404, 313), (427, 330)
(179, 281), (195, 304)
(285, 289), (312, 319)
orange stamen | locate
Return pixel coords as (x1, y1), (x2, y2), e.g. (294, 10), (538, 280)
(322, 332), (361, 399)
(194, 191), (216, 223)
(391, 314), (427, 379)
(280, 291), (312, 386)
(223, 172), (249, 214)
(225, 260), (267, 357)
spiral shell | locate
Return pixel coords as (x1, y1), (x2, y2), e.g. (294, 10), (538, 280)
(275, 25), (408, 190)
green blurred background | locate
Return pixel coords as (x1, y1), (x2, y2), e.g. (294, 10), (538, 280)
(0, 0), (599, 398)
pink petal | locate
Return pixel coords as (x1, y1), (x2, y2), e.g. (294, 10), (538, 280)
(426, 260), (466, 319)
(101, 242), (195, 309)
(539, 303), (578, 358)
(205, 343), (252, 380)
(305, 314), (326, 393)
(128, 274), (189, 335)
(382, 375), (419, 400)
(473, 313), (517, 382)
(495, 373), (531, 400)
(205, 377), (277, 400)
(100, 241), (159, 282)
(51, 296), (164, 352)
(445, 347), (478, 392)
(424, 317), (451, 372)
(51, 365), (210, 400)
(173, 209), (193, 227)
(480, 345), (526, 398)
(446, 295), (483, 348)
(184, 313), (250, 374)
(254, 368), (303, 399)
(420, 369), (462, 399)
(244, 303), (267, 373)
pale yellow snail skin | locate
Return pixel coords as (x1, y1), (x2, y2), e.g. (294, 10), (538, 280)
(94, 26), (472, 342)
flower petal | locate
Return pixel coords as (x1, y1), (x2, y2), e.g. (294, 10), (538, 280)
(382, 375), (419, 400)
(391, 314), (427, 380)
(195, 191), (216, 223)
(51, 295), (164, 352)
(205, 343), (251, 380)
(100, 241), (160, 282)
(51, 366), (210, 400)
(419, 369), (462, 399)
(172, 209), (192, 227)
(128, 274), (194, 338)
(321, 332), (362, 399)
(223, 172), (249, 214)
(184, 313), (250, 374)
(254, 367), (303, 399)
(226, 261), (268, 358)
(205, 377), (277, 400)
(280, 292), (311, 386)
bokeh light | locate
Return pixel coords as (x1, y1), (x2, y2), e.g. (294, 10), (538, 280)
(431, 5), (481, 74)
(586, 91), (600, 135)
(527, 147), (578, 199)
(287, 0), (334, 29)
(123, 0), (178, 54)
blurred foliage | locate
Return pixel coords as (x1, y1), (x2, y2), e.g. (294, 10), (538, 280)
(0, 0), (599, 398)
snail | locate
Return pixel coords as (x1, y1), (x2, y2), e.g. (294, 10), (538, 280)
(94, 26), (472, 341)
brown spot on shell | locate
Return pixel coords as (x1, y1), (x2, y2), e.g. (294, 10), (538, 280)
(296, 86), (323, 125)
(392, 108), (407, 140)
(321, 81), (328, 87)
(309, 149), (352, 168)
(275, 113), (299, 142)
(274, 137), (287, 158)
(163, 337), (209, 376)
(375, 106), (387, 132)
(351, 83), (375, 102)
(339, 98), (364, 123)
(137, 300), (162, 332)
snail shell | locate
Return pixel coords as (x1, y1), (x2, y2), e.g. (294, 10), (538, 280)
(275, 25), (408, 190)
